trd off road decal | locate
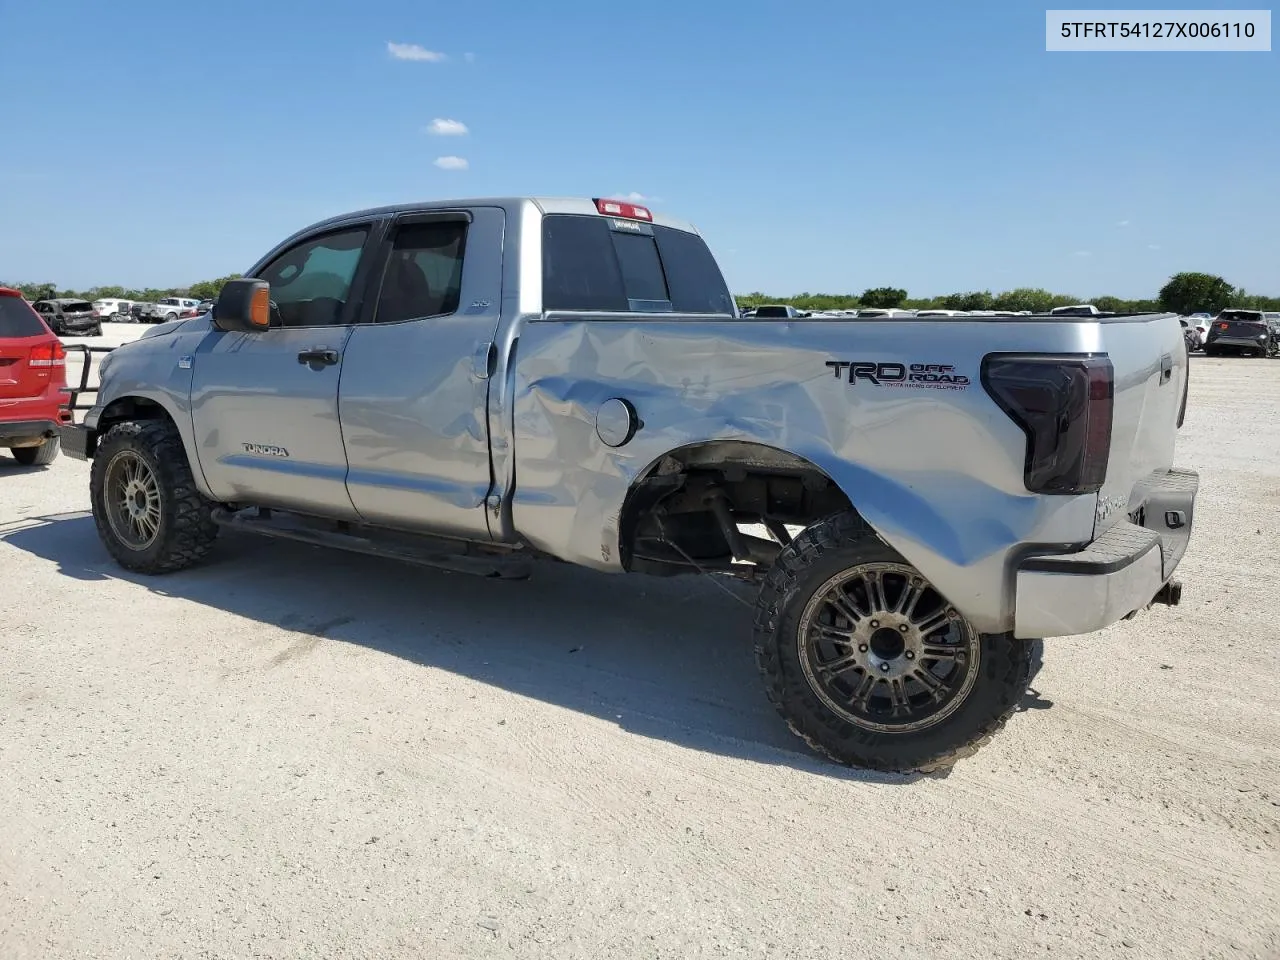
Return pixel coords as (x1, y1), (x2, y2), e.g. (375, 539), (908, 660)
(825, 361), (970, 391)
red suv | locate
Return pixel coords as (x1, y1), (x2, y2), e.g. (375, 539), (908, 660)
(0, 287), (69, 466)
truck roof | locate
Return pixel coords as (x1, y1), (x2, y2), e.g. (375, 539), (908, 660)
(291, 197), (701, 243)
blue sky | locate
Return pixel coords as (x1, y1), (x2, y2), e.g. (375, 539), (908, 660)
(1, 0), (1276, 298)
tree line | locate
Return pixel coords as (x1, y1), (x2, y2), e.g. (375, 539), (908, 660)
(735, 273), (1279, 316)
(4, 271), (1274, 317)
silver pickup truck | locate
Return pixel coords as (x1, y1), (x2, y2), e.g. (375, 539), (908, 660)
(60, 196), (1198, 773)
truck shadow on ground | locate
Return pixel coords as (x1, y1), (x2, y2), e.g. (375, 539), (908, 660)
(3, 512), (1051, 783)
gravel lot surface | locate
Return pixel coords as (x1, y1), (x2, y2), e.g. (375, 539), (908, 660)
(2, 324), (1277, 959)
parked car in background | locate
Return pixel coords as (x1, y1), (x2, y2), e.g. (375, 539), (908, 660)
(856, 308), (914, 318)
(131, 301), (159, 322)
(154, 297), (201, 322)
(1179, 318), (1201, 351)
(1203, 308), (1271, 357)
(1049, 304), (1104, 317)
(91, 298), (134, 321)
(0, 286), (68, 465)
(31, 298), (102, 337)
(752, 304), (810, 319)
(1265, 313), (1280, 357)
(197, 299), (214, 314)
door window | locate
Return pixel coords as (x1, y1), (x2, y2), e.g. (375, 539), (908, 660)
(373, 221), (468, 324)
(256, 227), (370, 328)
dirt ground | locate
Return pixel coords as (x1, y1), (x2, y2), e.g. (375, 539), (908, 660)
(1, 326), (1276, 959)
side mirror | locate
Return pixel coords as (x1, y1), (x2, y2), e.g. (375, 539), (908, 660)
(212, 279), (272, 333)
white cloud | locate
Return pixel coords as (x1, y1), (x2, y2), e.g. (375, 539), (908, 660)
(464, 52), (476, 62)
(434, 156), (469, 171)
(608, 191), (660, 203)
(426, 118), (469, 136)
(388, 42), (446, 62)
(1117, 219), (1131, 227)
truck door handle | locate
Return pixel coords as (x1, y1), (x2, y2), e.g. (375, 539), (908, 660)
(1159, 354), (1172, 384)
(297, 348), (339, 367)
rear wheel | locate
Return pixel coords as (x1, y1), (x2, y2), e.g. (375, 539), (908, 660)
(90, 419), (219, 573)
(11, 438), (60, 466)
(91, 322), (103, 337)
(754, 511), (1037, 773)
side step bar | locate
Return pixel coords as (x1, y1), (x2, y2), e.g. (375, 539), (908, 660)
(210, 507), (532, 580)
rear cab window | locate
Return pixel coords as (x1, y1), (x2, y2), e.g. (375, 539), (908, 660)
(63, 301), (93, 314)
(541, 214), (734, 315)
(0, 297), (50, 338)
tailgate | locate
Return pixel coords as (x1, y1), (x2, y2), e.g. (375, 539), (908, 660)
(1094, 314), (1187, 535)
(0, 335), (52, 400)
(0, 339), (33, 399)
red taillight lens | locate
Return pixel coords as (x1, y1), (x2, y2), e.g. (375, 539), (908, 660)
(28, 341), (66, 367)
(594, 197), (653, 221)
(982, 354), (1114, 495)
(1219, 322), (1229, 329)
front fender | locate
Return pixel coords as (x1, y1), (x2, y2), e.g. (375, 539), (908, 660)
(85, 326), (212, 500)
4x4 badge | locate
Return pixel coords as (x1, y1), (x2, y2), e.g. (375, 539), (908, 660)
(178, 356), (193, 369)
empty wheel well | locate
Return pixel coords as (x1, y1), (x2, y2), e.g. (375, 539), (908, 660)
(96, 396), (176, 435)
(618, 441), (856, 576)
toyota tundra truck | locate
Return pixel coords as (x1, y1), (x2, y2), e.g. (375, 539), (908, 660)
(59, 196), (1199, 774)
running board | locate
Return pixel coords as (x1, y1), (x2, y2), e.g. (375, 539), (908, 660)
(210, 507), (532, 580)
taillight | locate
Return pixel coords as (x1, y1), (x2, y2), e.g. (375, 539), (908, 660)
(982, 354), (1114, 495)
(594, 197), (653, 221)
(1219, 322), (1229, 329)
(28, 341), (67, 368)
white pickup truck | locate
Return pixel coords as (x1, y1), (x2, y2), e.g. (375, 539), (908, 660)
(60, 196), (1198, 773)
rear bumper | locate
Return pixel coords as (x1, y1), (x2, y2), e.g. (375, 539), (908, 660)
(1207, 337), (1267, 349)
(0, 418), (62, 445)
(1013, 468), (1199, 639)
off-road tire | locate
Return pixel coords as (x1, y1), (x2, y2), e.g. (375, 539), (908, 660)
(754, 511), (1039, 774)
(11, 438), (60, 466)
(90, 419), (218, 574)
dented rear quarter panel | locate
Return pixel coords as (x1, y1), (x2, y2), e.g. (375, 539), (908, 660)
(509, 315), (1128, 635)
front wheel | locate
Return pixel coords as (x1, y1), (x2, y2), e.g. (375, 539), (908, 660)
(754, 511), (1038, 774)
(90, 419), (219, 574)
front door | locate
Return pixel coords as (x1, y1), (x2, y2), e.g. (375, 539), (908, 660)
(189, 223), (378, 517)
(338, 206), (505, 539)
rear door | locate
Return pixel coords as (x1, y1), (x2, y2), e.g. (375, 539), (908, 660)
(1094, 314), (1189, 534)
(189, 222), (381, 516)
(338, 206), (505, 539)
